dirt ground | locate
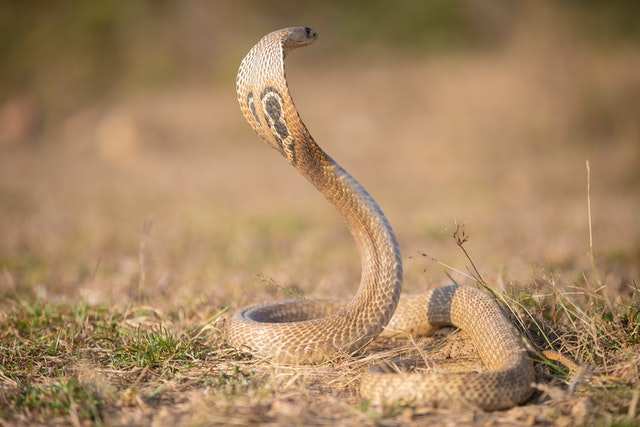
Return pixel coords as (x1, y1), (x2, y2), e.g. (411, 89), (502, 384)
(1, 33), (639, 425)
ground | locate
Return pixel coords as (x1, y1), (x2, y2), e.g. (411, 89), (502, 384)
(0, 39), (639, 426)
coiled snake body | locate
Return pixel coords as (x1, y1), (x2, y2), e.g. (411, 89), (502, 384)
(229, 27), (535, 410)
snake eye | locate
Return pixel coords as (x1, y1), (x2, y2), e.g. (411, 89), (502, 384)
(305, 27), (316, 39)
(285, 27), (317, 47)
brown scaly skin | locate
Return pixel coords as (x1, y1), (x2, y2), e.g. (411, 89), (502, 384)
(229, 27), (535, 410)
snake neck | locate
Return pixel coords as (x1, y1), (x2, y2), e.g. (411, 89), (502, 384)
(236, 29), (403, 341)
(307, 147), (403, 336)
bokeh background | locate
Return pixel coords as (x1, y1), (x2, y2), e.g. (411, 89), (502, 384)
(1, 1), (638, 308)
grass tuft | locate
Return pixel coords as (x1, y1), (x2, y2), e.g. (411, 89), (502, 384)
(6, 378), (103, 423)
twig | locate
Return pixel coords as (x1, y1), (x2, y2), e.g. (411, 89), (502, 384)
(453, 223), (486, 286)
(448, 226), (581, 375)
(629, 387), (640, 419)
(586, 161), (602, 287)
(419, 252), (478, 284)
(586, 161), (594, 270)
(192, 306), (229, 341)
(91, 258), (102, 282)
(138, 219), (153, 301)
(586, 161), (610, 315)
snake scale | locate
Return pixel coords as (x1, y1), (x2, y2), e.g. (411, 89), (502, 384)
(228, 27), (535, 410)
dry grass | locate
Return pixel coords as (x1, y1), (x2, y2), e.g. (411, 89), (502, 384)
(1, 33), (639, 426)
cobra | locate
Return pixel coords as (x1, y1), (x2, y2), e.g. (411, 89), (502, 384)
(229, 26), (535, 410)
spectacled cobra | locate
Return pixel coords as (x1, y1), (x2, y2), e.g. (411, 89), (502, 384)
(228, 27), (535, 410)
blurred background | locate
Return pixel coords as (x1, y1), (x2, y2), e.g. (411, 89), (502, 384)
(0, 1), (638, 307)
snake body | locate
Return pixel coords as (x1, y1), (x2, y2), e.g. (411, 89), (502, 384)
(229, 27), (535, 410)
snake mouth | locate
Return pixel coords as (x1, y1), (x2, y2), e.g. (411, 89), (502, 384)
(283, 26), (318, 49)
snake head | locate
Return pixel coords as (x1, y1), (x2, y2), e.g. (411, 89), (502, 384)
(281, 26), (318, 51)
(237, 26), (321, 167)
